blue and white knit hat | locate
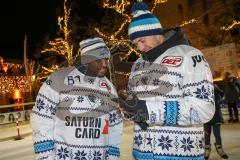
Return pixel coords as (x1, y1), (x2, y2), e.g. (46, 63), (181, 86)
(128, 2), (163, 41)
(80, 37), (110, 64)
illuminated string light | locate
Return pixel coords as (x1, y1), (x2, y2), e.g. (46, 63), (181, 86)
(42, 65), (59, 73)
(0, 59), (46, 94)
(119, 46), (141, 61)
(0, 76), (31, 94)
(97, 0), (132, 40)
(29, 60), (42, 83)
(151, 0), (168, 12)
(103, 0), (131, 15)
(157, 0), (168, 2)
(221, 20), (240, 31)
(96, 0), (168, 60)
(0, 58), (33, 94)
(31, 65), (60, 82)
(2, 63), (23, 70)
(180, 18), (197, 27)
(97, 0), (136, 55)
(41, 0), (79, 66)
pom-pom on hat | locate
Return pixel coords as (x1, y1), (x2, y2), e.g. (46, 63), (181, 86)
(79, 37), (110, 64)
(128, 2), (163, 41)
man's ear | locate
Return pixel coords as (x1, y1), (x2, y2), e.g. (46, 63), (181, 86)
(156, 35), (164, 44)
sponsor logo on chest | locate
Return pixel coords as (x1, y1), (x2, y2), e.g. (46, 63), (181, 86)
(99, 80), (111, 91)
(161, 56), (183, 66)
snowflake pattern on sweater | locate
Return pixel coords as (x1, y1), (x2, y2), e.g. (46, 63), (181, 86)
(31, 66), (123, 160)
(128, 45), (214, 160)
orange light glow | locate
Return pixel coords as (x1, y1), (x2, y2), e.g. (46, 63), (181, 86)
(14, 89), (21, 99)
(3, 65), (8, 73)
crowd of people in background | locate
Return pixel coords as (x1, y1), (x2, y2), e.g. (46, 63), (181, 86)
(203, 71), (240, 159)
(223, 72), (240, 123)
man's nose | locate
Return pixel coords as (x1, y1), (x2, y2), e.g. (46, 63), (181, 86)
(100, 59), (109, 67)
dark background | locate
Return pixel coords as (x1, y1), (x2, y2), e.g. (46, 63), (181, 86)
(0, 0), (102, 60)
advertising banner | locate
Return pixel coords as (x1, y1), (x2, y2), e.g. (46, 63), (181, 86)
(0, 110), (31, 124)
(202, 43), (238, 77)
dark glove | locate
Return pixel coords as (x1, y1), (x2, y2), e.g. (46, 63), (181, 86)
(112, 95), (149, 130)
(136, 122), (149, 130)
(122, 112), (149, 130)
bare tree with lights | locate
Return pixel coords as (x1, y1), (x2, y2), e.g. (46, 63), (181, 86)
(41, 0), (80, 66)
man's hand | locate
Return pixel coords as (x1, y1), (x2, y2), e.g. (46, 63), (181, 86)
(112, 95), (149, 130)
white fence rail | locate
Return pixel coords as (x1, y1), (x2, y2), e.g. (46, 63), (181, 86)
(0, 102), (35, 125)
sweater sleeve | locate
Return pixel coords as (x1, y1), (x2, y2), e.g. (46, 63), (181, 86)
(107, 85), (123, 160)
(108, 109), (123, 160)
(146, 49), (215, 126)
(30, 77), (59, 160)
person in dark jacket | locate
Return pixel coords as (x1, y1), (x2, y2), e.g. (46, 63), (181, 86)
(204, 71), (228, 159)
(223, 72), (239, 122)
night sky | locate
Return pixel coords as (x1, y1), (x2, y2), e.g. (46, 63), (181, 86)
(0, 0), (101, 60)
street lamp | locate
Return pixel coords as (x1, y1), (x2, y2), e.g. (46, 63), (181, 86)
(31, 75), (36, 100)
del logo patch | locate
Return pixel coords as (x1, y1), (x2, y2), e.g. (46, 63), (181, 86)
(161, 56), (183, 66)
(100, 81), (111, 91)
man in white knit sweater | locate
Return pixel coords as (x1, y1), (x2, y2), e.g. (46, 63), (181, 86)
(116, 2), (215, 160)
(31, 37), (123, 160)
